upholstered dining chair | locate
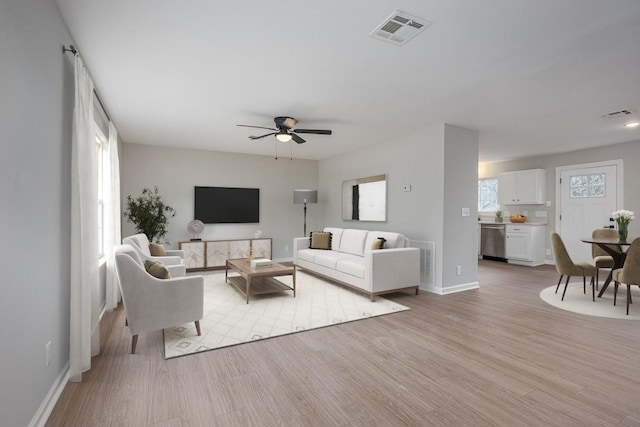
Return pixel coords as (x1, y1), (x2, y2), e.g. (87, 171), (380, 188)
(114, 245), (203, 354)
(551, 232), (597, 301)
(591, 228), (619, 290)
(612, 238), (640, 315)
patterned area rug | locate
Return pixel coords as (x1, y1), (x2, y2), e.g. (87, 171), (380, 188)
(539, 282), (640, 320)
(164, 270), (410, 358)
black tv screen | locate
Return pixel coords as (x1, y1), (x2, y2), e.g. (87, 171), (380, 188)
(194, 186), (260, 224)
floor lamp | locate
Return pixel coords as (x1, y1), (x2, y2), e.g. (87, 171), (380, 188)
(293, 189), (318, 237)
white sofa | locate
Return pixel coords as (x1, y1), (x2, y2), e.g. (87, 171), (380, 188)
(293, 227), (420, 301)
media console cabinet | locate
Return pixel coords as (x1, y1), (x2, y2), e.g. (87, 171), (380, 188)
(179, 238), (272, 272)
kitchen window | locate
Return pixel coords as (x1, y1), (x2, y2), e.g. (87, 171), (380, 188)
(478, 178), (499, 212)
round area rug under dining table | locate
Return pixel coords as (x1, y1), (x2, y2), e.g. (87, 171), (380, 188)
(539, 282), (640, 320)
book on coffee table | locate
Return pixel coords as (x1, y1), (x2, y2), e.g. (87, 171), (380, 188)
(250, 258), (273, 268)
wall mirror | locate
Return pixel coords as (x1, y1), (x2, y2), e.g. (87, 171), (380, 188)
(342, 174), (387, 222)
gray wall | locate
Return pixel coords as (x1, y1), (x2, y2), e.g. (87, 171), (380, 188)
(319, 123), (479, 293)
(0, 1), (75, 425)
(480, 139), (640, 260)
(120, 144), (320, 260)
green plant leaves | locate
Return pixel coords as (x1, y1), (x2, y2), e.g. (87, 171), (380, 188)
(123, 186), (175, 243)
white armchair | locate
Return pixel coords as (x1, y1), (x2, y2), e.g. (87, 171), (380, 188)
(114, 244), (203, 354)
(123, 233), (184, 266)
(117, 243), (186, 277)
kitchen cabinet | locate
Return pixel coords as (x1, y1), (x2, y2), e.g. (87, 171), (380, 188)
(498, 169), (546, 205)
(505, 224), (545, 266)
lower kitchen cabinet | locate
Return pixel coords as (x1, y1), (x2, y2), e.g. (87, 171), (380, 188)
(505, 224), (545, 266)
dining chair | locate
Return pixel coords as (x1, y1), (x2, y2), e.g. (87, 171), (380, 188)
(612, 238), (640, 315)
(551, 232), (597, 301)
(591, 228), (619, 290)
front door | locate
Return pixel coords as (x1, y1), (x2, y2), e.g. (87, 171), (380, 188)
(558, 162), (619, 263)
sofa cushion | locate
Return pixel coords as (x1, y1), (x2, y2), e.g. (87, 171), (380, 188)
(336, 258), (365, 278)
(365, 231), (406, 250)
(309, 231), (332, 250)
(149, 243), (167, 256)
(324, 227), (344, 251)
(144, 260), (171, 279)
(339, 229), (369, 256)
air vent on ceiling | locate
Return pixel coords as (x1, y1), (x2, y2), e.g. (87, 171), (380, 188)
(370, 10), (431, 46)
(602, 109), (635, 118)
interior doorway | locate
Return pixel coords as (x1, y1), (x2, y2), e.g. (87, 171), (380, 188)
(556, 160), (622, 263)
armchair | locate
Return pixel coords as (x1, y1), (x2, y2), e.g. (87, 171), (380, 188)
(114, 245), (203, 354)
(123, 233), (184, 266)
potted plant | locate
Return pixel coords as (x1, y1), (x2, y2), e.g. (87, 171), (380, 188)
(495, 210), (503, 223)
(123, 186), (176, 243)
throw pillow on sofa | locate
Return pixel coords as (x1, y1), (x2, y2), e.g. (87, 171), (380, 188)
(149, 243), (167, 256)
(144, 259), (171, 279)
(309, 231), (332, 250)
(371, 237), (387, 250)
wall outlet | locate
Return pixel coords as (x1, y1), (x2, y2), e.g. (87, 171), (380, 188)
(535, 211), (547, 218)
(403, 184), (411, 192)
(546, 200), (552, 207)
(45, 341), (52, 367)
(546, 248), (551, 256)
(284, 245), (289, 253)
(456, 265), (462, 276)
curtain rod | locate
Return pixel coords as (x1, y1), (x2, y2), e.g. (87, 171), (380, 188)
(62, 44), (111, 122)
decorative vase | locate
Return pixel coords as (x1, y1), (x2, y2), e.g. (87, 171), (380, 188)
(617, 222), (628, 242)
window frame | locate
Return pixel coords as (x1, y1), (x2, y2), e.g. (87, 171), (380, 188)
(478, 177), (500, 213)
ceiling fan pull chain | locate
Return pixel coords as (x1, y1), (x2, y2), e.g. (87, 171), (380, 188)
(274, 140), (278, 160)
(290, 141), (293, 160)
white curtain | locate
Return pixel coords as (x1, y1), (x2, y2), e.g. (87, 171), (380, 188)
(105, 122), (121, 310)
(70, 55), (98, 382)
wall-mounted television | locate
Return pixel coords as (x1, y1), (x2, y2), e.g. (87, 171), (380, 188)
(194, 186), (260, 224)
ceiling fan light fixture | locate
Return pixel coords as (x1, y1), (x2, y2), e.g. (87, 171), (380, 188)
(276, 132), (292, 142)
(624, 121), (640, 128)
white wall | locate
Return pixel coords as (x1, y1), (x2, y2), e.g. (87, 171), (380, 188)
(319, 123), (479, 294)
(120, 144), (320, 260)
(0, 1), (75, 425)
(480, 139), (640, 261)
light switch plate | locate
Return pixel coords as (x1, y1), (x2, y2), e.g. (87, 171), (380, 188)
(461, 207), (470, 217)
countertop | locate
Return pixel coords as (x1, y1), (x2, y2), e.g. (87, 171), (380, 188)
(478, 220), (547, 226)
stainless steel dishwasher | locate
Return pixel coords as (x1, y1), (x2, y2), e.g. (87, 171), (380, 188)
(480, 223), (506, 260)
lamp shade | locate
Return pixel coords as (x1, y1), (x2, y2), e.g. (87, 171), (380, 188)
(293, 189), (318, 204)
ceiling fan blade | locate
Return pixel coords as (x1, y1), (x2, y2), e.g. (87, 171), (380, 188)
(292, 128), (332, 135)
(237, 124), (277, 131)
(291, 133), (306, 144)
(249, 132), (277, 140)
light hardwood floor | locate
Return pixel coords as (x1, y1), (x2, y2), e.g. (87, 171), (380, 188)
(46, 261), (640, 426)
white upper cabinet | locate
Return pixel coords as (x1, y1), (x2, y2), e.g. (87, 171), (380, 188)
(498, 169), (546, 205)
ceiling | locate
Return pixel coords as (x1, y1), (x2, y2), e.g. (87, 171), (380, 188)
(55, 0), (640, 163)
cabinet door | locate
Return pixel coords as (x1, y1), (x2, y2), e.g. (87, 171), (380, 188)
(498, 173), (518, 205)
(180, 241), (205, 269)
(506, 232), (530, 260)
(229, 240), (250, 259)
(251, 238), (271, 259)
(516, 170), (542, 204)
(206, 241), (229, 267)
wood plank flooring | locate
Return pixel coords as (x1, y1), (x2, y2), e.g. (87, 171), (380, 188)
(46, 261), (640, 426)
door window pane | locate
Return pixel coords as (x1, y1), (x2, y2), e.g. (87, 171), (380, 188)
(569, 174), (605, 198)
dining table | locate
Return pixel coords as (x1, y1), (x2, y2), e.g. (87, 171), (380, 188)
(581, 236), (633, 297)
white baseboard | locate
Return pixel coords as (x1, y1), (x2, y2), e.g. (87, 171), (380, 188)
(28, 362), (69, 427)
(420, 281), (480, 295)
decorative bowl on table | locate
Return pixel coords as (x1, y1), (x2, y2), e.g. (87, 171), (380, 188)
(509, 215), (527, 223)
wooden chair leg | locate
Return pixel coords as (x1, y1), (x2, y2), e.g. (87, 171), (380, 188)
(595, 269), (599, 291)
(614, 282), (619, 306)
(561, 276), (571, 301)
(555, 275), (564, 294)
(591, 277), (595, 302)
(195, 320), (202, 336)
(626, 285), (631, 315)
(131, 335), (138, 354)
(583, 276), (586, 294)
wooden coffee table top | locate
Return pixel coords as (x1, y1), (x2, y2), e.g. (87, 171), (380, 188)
(226, 258), (293, 277)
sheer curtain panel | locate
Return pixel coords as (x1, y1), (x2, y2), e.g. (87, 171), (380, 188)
(105, 122), (121, 310)
(70, 55), (98, 382)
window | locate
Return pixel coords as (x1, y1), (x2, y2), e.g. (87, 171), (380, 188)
(478, 178), (499, 212)
(569, 173), (605, 198)
(96, 128), (109, 258)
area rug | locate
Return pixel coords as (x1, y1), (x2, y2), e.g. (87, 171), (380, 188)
(539, 282), (640, 320)
(164, 270), (409, 359)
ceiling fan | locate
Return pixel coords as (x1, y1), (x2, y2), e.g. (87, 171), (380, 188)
(236, 116), (332, 144)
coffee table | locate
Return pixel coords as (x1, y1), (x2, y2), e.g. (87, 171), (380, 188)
(225, 258), (296, 304)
